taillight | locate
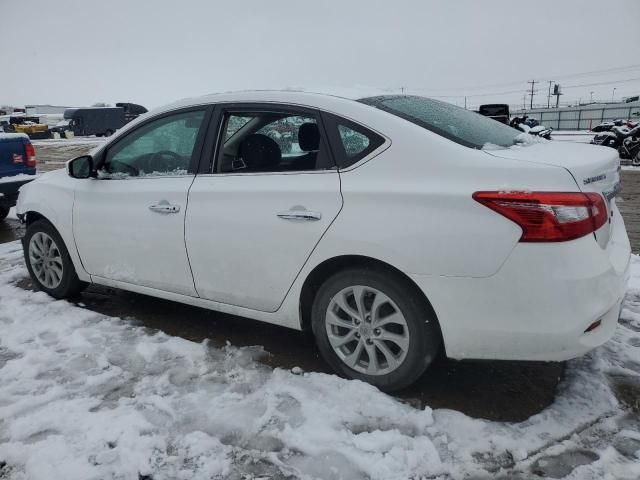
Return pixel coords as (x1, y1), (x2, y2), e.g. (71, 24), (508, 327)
(473, 191), (608, 242)
(24, 143), (36, 168)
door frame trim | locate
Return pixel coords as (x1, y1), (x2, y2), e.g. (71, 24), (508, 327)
(93, 105), (215, 176)
(196, 102), (338, 175)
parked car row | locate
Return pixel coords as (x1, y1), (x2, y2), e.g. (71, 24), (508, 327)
(591, 119), (639, 133)
(477, 104), (554, 139)
(591, 122), (640, 165)
(509, 115), (553, 140)
(0, 103), (148, 139)
(0, 133), (37, 219)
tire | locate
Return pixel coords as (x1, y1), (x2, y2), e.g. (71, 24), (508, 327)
(23, 220), (87, 299)
(633, 153), (640, 167)
(311, 268), (441, 391)
(0, 206), (9, 221)
(104, 129), (113, 137)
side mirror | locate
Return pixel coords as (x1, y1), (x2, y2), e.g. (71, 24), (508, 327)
(67, 155), (95, 179)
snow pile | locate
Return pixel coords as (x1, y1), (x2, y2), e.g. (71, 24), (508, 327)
(513, 131), (549, 146)
(0, 242), (639, 479)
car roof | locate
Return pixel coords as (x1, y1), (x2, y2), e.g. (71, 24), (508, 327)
(110, 90), (425, 145)
(158, 90), (358, 110)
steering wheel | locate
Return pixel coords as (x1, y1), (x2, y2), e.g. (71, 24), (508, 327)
(108, 160), (139, 177)
(149, 150), (184, 171)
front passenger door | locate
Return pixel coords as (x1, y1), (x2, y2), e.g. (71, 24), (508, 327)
(73, 108), (208, 296)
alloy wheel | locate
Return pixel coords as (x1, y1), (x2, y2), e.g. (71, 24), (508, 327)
(29, 232), (64, 289)
(325, 285), (410, 376)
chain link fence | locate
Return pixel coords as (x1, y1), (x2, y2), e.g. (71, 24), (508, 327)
(513, 102), (640, 130)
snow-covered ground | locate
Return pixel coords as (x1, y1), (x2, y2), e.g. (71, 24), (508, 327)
(0, 243), (639, 479)
(552, 131), (596, 144)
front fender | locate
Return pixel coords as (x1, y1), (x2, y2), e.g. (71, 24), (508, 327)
(16, 179), (90, 282)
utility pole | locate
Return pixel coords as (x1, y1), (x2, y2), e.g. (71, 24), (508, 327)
(590, 91), (594, 103)
(611, 87), (616, 103)
(553, 83), (562, 108)
(523, 94), (527, 111)
(464, 96), (467, 110)
(527, 80), (537, 109)
(547, 80), (554, 108)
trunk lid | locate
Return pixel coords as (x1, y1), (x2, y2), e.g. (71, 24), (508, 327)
(484, 141), (620, 248)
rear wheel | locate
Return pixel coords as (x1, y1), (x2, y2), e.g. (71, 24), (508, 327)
(633, 151), (640, 167)
(23, 220), (86, 298)
(312, 268), (440, 391)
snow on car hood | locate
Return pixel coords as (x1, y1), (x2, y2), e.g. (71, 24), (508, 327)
(29, 167), (67, 184)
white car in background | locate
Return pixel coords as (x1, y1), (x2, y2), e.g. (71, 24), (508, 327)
(16, 91), (631, 390)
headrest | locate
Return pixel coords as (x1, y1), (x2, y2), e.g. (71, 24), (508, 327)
(298, 123), (320, 151)
(238, 134), (281, 170)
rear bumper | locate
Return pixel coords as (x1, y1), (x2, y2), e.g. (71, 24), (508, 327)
(0, 176), (36, 208)
(411, 204), (631, 361)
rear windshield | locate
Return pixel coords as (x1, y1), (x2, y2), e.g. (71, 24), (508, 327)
(358, 96), (521, 149)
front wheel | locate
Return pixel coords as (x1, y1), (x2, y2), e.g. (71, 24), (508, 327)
(312, 268), (441, 391)
(23, 220), (86, 298)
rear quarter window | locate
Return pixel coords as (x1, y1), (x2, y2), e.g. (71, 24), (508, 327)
(323, 114), (385, 169)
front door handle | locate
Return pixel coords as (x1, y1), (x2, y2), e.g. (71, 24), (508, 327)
(277, 208), (322, 221)
(149, 201), (180, 214)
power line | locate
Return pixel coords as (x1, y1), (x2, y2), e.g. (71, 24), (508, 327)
(562, 77), (640, 89)
(550, 64), (640, 80)
(412, 63), (640, 94)
(414, 76), (640, 100)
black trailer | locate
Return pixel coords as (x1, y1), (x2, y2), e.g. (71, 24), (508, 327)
(478, 104), (510, 125)
(63, 107), (126, 137)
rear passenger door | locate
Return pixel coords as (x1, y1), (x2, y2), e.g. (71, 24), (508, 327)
(186, 104), (342, 312)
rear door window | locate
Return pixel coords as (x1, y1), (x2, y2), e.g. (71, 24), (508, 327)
(214, 109), (335, 173)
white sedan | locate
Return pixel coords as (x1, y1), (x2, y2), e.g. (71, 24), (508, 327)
(16, 91), (631, 390)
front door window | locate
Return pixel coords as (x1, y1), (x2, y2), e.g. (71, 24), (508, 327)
(102, 110), (205, 178)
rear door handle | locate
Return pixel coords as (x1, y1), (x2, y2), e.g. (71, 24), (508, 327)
(277, 209), (322, 221)
(149, 201), (180, 214)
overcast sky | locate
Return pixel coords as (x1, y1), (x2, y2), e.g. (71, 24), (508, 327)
(2, 0), (640, 110)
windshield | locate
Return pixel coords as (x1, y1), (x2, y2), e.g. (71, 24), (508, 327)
(358, 95), (521, 149)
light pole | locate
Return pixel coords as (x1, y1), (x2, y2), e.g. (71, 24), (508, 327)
(590, 91), (594, 103)
(611, 87), (617, 103)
